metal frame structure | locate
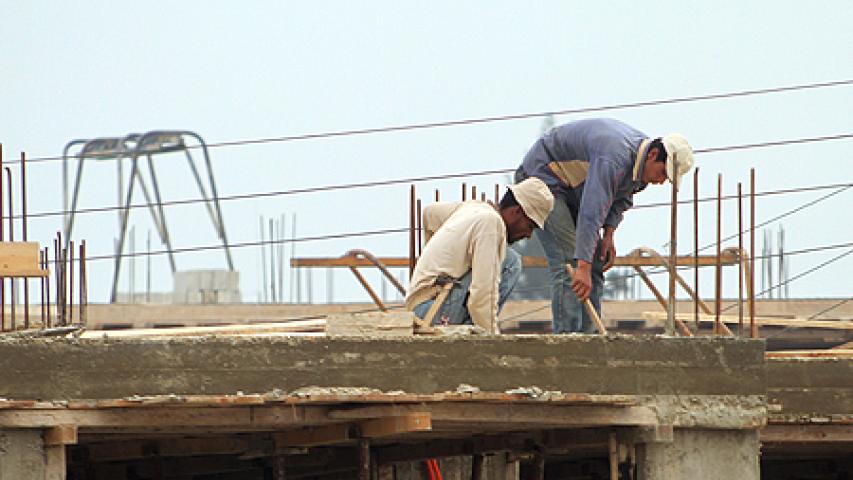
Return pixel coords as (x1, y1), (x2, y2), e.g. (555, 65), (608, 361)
(62, 130), (234, 302)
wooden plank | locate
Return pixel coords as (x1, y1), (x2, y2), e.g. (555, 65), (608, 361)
(274, 414), (432, 447)
(358, 412), (431, 437)
(0, 405), (330, 429)
(642, 311), (853, 330)
(326, 312), (414, 337)
(79, 319), (326, 338)
(44, 424), (78, 445)
(761, 424), (853, 442)
(328, 403), (657, 427)
(766, 349), (853, 359)
(0, 242), (48, 277)
(274, 423), (354, 447)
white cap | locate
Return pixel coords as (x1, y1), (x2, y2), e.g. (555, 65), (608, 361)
(662, 133), (694, 190)
(508, 178), (554, 229)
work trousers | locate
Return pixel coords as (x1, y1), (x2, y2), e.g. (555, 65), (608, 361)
(413, 248), (522, 327)
(536, 194), (605, 333)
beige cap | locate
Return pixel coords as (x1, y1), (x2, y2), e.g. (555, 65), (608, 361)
(662, 133), (694, 190)
(508, 178), (554, 229)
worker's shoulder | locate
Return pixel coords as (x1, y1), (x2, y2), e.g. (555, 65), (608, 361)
(451, 201), (503, 228)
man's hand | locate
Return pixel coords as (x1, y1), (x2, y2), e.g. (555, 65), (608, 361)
(600, 226), (617, 272)
(571, 260), (593, 301)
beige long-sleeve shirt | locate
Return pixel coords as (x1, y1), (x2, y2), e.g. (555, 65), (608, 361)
(405, 201), (506, 331)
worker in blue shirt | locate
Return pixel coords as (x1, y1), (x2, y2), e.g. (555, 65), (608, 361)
(515, 118), (694, 333)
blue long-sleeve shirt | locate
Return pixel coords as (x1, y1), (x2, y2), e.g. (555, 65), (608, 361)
(519, 118), (650, 263)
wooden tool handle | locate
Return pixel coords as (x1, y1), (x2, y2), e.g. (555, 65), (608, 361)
(565, 263), (608, 335)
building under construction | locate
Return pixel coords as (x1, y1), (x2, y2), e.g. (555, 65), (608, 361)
(0, 121), (850, 480)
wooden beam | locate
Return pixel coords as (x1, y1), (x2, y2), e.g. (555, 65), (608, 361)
(762, 424), (853, 443)
(642, 311), (853, 330)
(275, 413), (432, 447)
(0, 405), (331, 429)
(328, 404), (657, 427)
(78, 319), (326, 338)
(44, 425), (78, 446)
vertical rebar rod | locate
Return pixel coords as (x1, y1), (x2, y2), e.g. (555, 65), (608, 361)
(461, 182), (466, 201)
(715, 174), (722, 335)
(434, 189), (440, 202)
(20, 152), (29, 328)
(80, 241), (87, 326)
(40, 250), (45, 327)
(61, 247), (68, 326)
(693, 168), (699, 332)
(146, 230), (151, 303)
(269, 218), (276, 303)
(471, 185), (477, 200)
(44, 247), (50, 328)
(408, 185), (416, 277)
(54, 238), (60, 326)
(260, 216), (267, 303)
(750, 169), (757, 338)
(665, 158), (678, 336)
(0, 145), (4, 331)
(69, 241), (74, 324)
(6, 168), (14, 330)
(416, 199), (422, 257)
(495, 184), (500, 205)
(738, 182), (744, 336)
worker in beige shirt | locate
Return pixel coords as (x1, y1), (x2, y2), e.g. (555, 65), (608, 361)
(405, 178), (554, 332)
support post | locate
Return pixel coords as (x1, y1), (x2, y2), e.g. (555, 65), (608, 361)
(693, 168), (699, 332)
(738, 182), (744, 336)
(715, 174), (722, 335)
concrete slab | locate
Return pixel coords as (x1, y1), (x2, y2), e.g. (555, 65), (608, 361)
(0, 335), (764, 400)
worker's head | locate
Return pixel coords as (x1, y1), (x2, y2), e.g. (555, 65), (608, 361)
(499, 178), (554, 243)
(642, 134), (694, 189)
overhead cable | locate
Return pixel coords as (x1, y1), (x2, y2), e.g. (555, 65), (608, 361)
(9, 78), (853, 165)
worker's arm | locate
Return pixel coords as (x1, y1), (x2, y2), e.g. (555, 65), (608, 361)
(466, 219), (505, 332)
(422, 202), (459, 245)
(572, 158), (625, 299)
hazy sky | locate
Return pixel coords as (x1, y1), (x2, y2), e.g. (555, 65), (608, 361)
(2, 1), (852, 304)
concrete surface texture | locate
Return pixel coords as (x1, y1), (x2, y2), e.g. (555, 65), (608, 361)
(638, 429), (760, 480)
(0, 335), (765, 400)
(0, 429), (46, 480)
(767, 356), (853, 418)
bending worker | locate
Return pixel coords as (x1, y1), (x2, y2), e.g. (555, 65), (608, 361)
(405, 178), (554, 333)
(514, 118), (693, 333)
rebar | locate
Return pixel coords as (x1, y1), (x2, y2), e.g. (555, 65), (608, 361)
(666, 157), (678, 336)
(80, 241), (87, 325)
(44, 247), (51, 328)
(69, 241), (74, 323)
(693, 168), (699, 332)
(5, 167), (14, 330)
(408, 185), (416, 277)
(715, 174), (722, 335)
(20, 152), (29, 328)
(416, 199), (422, 257)
(738, 182), (744, 336)
(461, 182), (466, 201)
(750, 169), (757, 338)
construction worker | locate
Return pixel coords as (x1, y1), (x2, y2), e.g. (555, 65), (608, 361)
(405, 178), (554, 333)
(514, 118), (693, 333)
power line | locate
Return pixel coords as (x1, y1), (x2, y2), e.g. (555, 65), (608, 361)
(9, 78), (853, 165)
(19, 134), (853, 222)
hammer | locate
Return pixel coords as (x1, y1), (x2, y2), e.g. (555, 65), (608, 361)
(565, 263), (608, 335)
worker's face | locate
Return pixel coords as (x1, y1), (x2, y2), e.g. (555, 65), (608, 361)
(642, 147), (668, 185)
(506, 206), (537, 244)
